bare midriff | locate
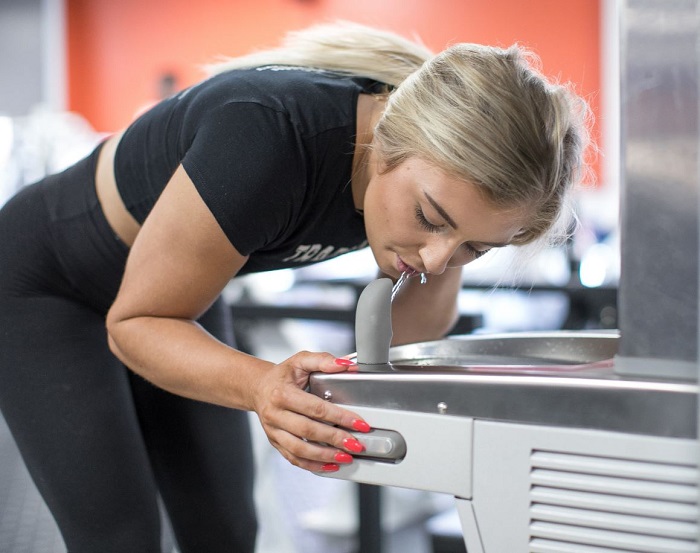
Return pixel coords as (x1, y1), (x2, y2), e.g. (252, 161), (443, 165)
(95, 131), (140, 247)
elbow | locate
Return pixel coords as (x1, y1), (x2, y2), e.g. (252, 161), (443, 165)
(443, 306), (460, 337)
(105, 307), (126, 359)
(424, 315), (458, 342)
(392, 310), (458, 346)
(424, 304), (459, 340)
(106, 331), (120, 358)
(427, 306), (460, 341)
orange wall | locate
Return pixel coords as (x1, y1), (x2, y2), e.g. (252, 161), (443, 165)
(67, 0), (601, 157)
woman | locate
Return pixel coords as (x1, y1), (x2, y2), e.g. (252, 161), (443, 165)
(0, 21), (590, 553)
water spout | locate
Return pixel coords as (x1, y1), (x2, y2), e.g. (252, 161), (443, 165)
(355, 278), (393, 365)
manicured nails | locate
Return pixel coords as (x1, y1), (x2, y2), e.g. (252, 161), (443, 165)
(334, 451), (353, 464)
(351, 419), (371, 433)
(334, 358), (356, 367)
(343, 437), (365, 453)
(321, 463), (340, 472)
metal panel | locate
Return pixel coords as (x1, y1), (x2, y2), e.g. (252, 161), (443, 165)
(310, 367), (697, 438)
(470, 420), (699, 552)
(320, 405), (474, 498)
(310, 331), (696, 438)
(617, 0), (699, 378)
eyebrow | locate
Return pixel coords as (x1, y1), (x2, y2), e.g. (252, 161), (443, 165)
(424, 192), (511, 249)
(424, 192), (458, 229)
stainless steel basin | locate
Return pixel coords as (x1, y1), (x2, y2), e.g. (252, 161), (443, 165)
(376, 331), (620, 375)
(310, 331), (697, 438)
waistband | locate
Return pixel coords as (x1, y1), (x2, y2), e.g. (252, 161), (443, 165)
(40, 140), (106, 224)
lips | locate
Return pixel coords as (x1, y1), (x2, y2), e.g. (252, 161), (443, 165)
(397, 256), (419, 275)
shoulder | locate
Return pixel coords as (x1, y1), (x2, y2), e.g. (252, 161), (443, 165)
(183, 67), (366, 133)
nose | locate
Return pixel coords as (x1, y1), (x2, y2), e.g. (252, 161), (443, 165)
(419, 239), (466, 275)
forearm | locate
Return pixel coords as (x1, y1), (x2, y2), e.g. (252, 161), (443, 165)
(389, 267), (462, 345)
(107, 315), (273, 411)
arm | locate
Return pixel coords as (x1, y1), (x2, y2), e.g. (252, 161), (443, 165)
(106, 165), (369, 472)
(387, 267), (463, 345)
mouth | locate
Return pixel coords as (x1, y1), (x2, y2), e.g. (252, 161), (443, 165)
(397, 256), (420, 276)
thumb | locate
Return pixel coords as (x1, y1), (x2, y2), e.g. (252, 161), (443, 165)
(321, 356), (359, 374)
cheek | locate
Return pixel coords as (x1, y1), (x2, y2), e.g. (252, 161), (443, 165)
(448, 249), (475, 267)
(364, 179), (419, 245)
(365, 188), (394, 231)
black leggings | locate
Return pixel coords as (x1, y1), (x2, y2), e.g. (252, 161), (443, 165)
(0, 147), (257, 552)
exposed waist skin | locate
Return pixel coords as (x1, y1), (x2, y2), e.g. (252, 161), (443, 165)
(95, 131), (140, 247)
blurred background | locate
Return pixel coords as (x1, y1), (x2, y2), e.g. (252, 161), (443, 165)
(0, 1), (620, 552)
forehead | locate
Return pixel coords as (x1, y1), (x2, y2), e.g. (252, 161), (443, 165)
(398, 158), (531, 232)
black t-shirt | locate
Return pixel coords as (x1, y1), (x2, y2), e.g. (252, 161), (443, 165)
(114, 66), (384, 274)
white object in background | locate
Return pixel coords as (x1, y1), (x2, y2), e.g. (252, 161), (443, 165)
(0, 116), (15, 207)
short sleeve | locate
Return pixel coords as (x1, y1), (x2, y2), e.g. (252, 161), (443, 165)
(182, 102), (307, 255)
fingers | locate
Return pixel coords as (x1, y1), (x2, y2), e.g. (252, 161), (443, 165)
(332, 357), (358, 371)
(266, 380), (370, 437)
(261, 384), (369, 442)
(285, 350), (358, 381)
(263, 411), (365, 473)
(273, 351), (353, 393)
(255, 354), (371, 473)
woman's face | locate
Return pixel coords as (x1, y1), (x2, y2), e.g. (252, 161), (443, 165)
(362, 156), (529, 279)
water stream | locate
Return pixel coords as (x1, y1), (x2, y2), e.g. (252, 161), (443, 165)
(390, 271), (427, 302)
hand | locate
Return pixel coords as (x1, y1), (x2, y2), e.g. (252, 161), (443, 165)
(251, 351), (371, 473)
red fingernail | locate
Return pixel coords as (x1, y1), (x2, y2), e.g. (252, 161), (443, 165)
(334, 452), (353, 463)
(351, 419), (371, 433)
(334, 358), (356, 367)
(321, 463), (340, 472)
(343, 437), (365, 453)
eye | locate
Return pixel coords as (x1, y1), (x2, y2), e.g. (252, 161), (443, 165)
(463, 243), (491, 259)
(415, 206), (442, 233)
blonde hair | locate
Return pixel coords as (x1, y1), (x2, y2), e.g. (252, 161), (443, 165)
(375, 44), (592, 247)
(207, 21), (432, 87)
(210, 22), (592, 247)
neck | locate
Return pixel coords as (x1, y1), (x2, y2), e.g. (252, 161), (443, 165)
(352, 94), (385, 212)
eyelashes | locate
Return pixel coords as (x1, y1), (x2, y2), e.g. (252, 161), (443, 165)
(415, 206), (441, 233)
(471, 247), (490, 259)
(415, 206), (491, 259)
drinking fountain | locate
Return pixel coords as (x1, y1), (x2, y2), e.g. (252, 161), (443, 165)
(310, 280), (697, 552)
(309, 1), (700, 550)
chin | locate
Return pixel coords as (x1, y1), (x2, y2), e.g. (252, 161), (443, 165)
(365, 244), (384, 270)
(382, 260), (402, 279)
(369, 248), (396, 278)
